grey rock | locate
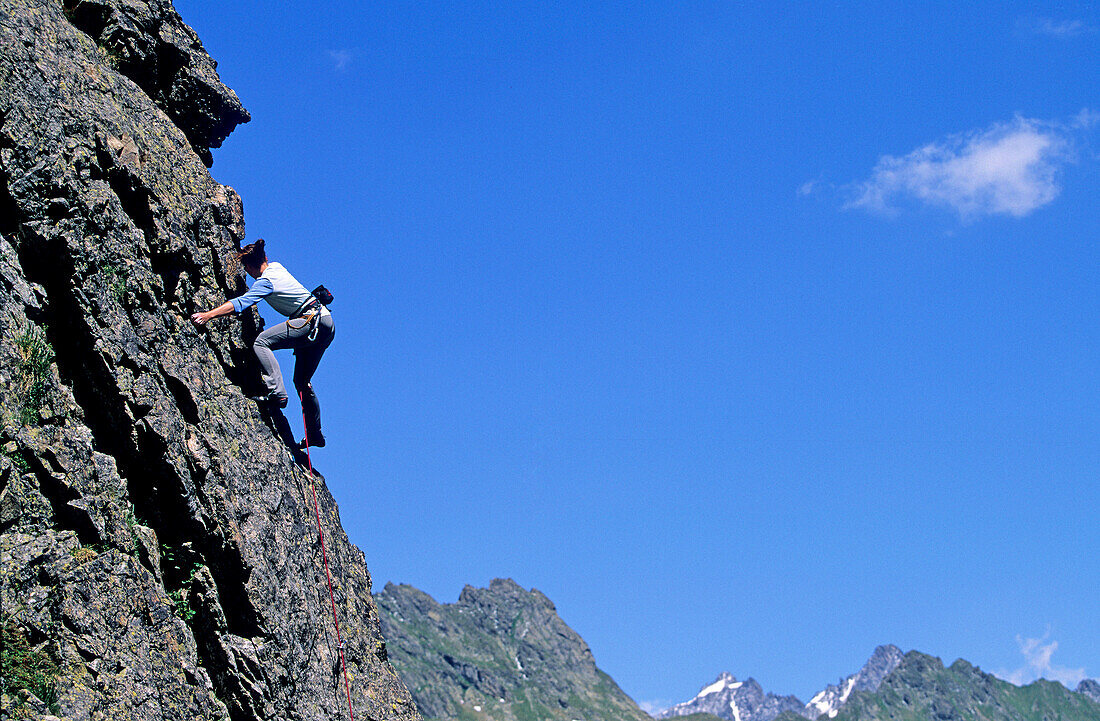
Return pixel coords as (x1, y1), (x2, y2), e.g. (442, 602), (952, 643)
(62, 0), (251, 166)
(0, 1), (417, 720)
(1077, 679), (1100, 703)
(803, 645), (903, 719)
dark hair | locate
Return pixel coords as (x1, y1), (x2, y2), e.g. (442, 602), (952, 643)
(236, 238), (266, 268)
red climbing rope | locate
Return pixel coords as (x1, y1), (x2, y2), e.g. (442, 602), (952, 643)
(300, 392), (355, 721)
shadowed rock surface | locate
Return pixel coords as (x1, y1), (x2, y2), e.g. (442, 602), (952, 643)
(0, 1), (418, 719)
(375, 579), (652, 721)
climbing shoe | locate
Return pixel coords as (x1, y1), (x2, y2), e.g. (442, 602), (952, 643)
(249, 392), (288, 409)
(298, 432), (326, 449)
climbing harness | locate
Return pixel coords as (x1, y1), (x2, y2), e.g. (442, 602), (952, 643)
(290, 286), (333, 342)
(288, 297), (323, 341)
(300, 392), (355, 721)
(286, 310), (321, 342)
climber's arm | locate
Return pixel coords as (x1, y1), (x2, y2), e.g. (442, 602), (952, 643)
(228, 278), (274, 313)
(192, 278), (274, 325)
(191, 301), (234, 325)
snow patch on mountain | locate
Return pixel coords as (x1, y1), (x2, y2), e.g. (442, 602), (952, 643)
(699, 678), (730, 698)
(657, 646), (905, 721)
(657, 673), (803, 721)
(803, 645), (904, 719)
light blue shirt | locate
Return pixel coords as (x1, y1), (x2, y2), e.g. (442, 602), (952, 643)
(230, 277), (274, 313)
(230, 262), (330, 318)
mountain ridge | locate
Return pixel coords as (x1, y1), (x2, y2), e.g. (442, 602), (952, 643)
(803, 645), (905, 719)
(656, 672), (805, 721)
(376, 579), (1099, 721)
(658, 645), (905, 721)
(774, 651), (1100, 721)
(375, 578), (652, 721)
(1078, 679), (1100, 704)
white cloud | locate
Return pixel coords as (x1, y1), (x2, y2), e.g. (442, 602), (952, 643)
(328, 49), (352, 71)
(994, 631), (1087, 688)
(846, 116), (1077, 220)
(1073, 108), (1100, 129)
(1021, 17), (1097, 38)
(638, 700), (671, 716)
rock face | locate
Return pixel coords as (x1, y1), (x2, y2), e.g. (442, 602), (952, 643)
(776, 652), (1100, 721)
(61, 0), (251, 167)
(375, 579), (652, 721)
(803, 645), (903, 719)
(656, 672), (804, 721)
(1077, 679), (1100, 704)
(0, 2), (418, 720)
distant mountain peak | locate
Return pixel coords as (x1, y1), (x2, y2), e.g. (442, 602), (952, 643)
(658, 672), (800, 721)
(804, 645), (904, 719)
(810, 650), (1100, 721)
(1077, 678), (1100, 703)
(375, 580), (649, 721)
(694, 673), (744, 700)
(660, 646), (905, 721)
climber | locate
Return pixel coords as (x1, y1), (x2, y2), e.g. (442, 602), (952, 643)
(191, 239), (335, 447)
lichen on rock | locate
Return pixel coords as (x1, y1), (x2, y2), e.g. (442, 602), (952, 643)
(0, 1), (418, 719)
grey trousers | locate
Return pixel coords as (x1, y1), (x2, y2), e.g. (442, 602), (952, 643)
(253, 313), (335, 437)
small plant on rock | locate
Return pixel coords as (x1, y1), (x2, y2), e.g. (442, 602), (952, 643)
(0, 617), (60, 714)
(161, 544), (200, 622)
(99, 262), (128, 303)
(167, 588), (197, 621)
(13, 324), (54, 426)
(4, 445), (30, 473)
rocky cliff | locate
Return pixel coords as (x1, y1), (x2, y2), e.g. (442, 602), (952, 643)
(375, 579), (652, 721)
(0, 1), (418, 719)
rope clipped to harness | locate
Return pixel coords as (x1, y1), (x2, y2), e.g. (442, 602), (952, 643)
(300, 391), (355, 720)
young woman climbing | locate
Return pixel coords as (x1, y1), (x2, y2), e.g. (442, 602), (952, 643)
(191, 239), (335, 447)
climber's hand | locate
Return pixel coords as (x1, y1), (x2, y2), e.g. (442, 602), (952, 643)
(191, 302), (233, 325)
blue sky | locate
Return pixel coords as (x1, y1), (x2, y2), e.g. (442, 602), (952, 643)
(175, 1), (1098, 707)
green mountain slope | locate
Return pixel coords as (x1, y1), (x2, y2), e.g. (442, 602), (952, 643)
(777, 651), (1100, 721)
(375, 579), (652, 721)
